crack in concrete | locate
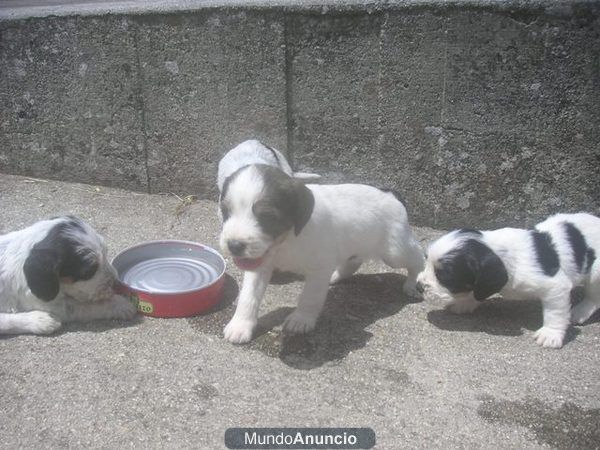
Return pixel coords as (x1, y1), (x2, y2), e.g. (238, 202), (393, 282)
(376, 11), (388, 156)
(440, 19), (449, 129)
(283, 14), (295, 168)
(132, 20), (151, 194)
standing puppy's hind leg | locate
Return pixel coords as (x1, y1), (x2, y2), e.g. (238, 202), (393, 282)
(383, 235), (425, 299)
(285, 271), (332, 334)
(571, 265), (600, 324)
(330, 256), (363, 284)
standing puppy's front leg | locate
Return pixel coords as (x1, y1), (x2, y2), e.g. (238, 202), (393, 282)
(533, 283), (572, 348)
(284, 271), (332, 334)
(224, 264), (273, 344)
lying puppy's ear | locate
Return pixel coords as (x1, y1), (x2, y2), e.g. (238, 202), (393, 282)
(292, 180), (314, 236)
(61, 247), (99, 282)
(23, 248), (61, 301)
(471, 242), (508, 301)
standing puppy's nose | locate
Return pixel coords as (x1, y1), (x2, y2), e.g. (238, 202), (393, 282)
(416, 281), (425, 294)
(227, 240), (246, 256)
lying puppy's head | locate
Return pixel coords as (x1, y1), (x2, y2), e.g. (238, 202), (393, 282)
(23, 216), (117, 302)
(417, 229), (508, 302)
(219, 164), (314, 270)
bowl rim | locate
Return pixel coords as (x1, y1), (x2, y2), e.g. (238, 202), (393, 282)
(111, 239), (227, 296)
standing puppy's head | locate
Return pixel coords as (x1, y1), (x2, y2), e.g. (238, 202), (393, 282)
(417, 229), (508, 302)
(219, 164), (314, 271)
(23, 216), (117, 302)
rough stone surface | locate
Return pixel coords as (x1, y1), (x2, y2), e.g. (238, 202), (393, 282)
(1, 174), (599, 448)
(136, 11), (287, 197)
(0, 16), (148, 191)
(289, 5), (600, 228)
(1, 2), (599, 228)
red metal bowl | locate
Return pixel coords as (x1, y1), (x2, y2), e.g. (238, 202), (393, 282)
(112, 240), (226, 318)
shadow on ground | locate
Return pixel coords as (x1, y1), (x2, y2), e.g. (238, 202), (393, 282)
(0, 313), (145, 340)
(477, 394), (600, 448)
(427, 298), (581, 345)
(189, 272), (419, 370)
(59, 315), (145, 334)
(427, 298), (543, 337)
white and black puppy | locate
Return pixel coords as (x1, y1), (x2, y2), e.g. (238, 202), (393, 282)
(219, 164), (425, 344)
(217, 139), (320, 192)
(417, 213), (600, 348)
(0, 216), (138, 335)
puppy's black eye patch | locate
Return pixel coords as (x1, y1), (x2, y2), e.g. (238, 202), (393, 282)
(255, 208), (282, 222)
(252, 201), (292, 238)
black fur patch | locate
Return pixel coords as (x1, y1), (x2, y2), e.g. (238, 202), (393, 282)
(434, 239), (508, 301)
(220, 170), (237, 204)
(220, 167), (244, 221)
(23, 217), (99, 301)
(254, 165), (314, 237)
(531, 231), (560, 277)
(586, 248), (596, 273)
(563, 222), (589, 273)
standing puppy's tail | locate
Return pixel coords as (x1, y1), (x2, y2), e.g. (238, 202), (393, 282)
(292, 172), (322, 183)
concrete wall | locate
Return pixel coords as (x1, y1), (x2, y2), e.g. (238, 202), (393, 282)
(1, 1), (598, 228)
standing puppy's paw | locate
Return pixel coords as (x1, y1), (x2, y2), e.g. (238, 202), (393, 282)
(110, 295), (138, 320)
(224, 318), (256, 344)
(24, 311), (62, 335)
(533, 327), (565, 348)
(284, 311), (317, 334)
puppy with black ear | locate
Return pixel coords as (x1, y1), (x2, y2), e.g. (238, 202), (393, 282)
(0, 216), (137, 335)
(217, 139), (320, 192)
(417, 213), (600, 348)
(219, 164), (425, 344)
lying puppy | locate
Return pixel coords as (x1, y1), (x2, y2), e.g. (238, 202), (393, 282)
(0, 216), (137, 335)
(217, 139), (320, 191)
(219, 164), (425, 343)
(417, 213), (599, 348)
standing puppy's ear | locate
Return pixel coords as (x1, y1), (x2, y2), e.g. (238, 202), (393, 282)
(23, 248), (62, 301)
(292, 180), (314, 236)
(471, 243), (508, 301)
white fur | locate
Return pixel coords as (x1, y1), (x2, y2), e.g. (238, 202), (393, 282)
(217, 139), (320, 192)
(418, 213), (600, 348)
(220, 165), (425, 344)
(0, 217), (137, 335)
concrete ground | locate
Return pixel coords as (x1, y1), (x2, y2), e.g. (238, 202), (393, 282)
(0, 173), (599, 449)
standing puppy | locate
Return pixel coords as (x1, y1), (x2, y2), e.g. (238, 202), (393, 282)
(417, 213), (600, 348)
(219, 164), (425, 344)
(0, 216), (137, 335)
(217, 139), (320, 192)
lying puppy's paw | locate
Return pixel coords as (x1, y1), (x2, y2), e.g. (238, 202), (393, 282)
(224, 318), (255, 344)
(24, 311), (62, 335)
(110, 295), (138, 320)
(284, 311), (317, 334)
(533, 327), (565, 348)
